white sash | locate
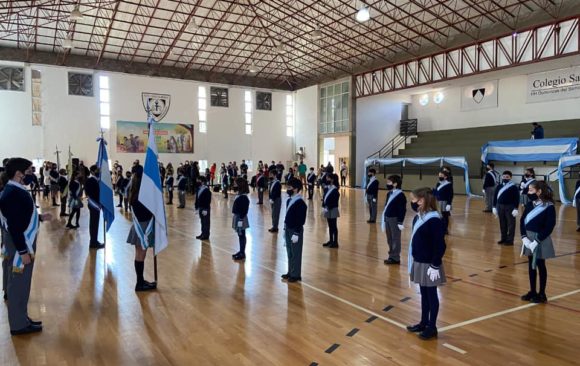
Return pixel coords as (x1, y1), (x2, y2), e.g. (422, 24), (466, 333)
(269, 180), (279, 194)
(197, 185), (208, 199)
(487, 170), (498, 184)
(132, 215), (154, 250)
(307, 173), (315, 183)
(286, 194), (304, 213)
(6, 181), (40, 272)
(524, 202), (551, 226)
(408, 211), (441, 274)
(381, 189), (402, 231)
(88, 198), (100, 210)
(366, 176), (376, 189)
(497, 181), (514, 200)
(574, 185), (580, 200)
(324, 186), (336, 204)
(177, 176), (185, 189)
(437, 181), (450, 191)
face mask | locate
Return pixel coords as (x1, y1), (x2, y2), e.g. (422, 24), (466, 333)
(386, 184), (394, 190)
(23, 174), (34, 185)
(438, 177), (444, 181)
(367, 174), (372, 178)
(286, 189), (294, 197)
(525, 174), (531, 178)
(527, 193), (538, 201)
(411, 202), (419, 212)
(486, 167), (491, 171)
(502, 179), (510, 184)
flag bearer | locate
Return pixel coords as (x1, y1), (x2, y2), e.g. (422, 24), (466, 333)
(85, 165), (104, 249)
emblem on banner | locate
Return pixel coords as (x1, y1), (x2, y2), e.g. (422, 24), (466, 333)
(142, 92), (171, 121)
(472, 88), (486, 104)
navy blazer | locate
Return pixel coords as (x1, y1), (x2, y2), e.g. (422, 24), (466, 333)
(366, 178), (379, 196)
(383, 190), (407, 223)
(195, 186), (211, 209)
(232, 195), (250, 218)
(323, 187), (339, 210)
(284, 197), (307, 230)
(269, 180), (281, 200)
(0, 183), (36, 254)
(493, 182), (520, 207)
(520, 202), (556, 241)
(411, 214), (446, 267)
(434, 181), (453, 204)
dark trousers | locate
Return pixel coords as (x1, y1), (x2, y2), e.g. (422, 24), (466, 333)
(441, 212), (450, 233)
(5, 237), (36, 331)
(528, 257), (547, 295)
(307, 184), (314, 200)
(498, 204), (516, 243)
(118, 193), (124, 207)
(367, 196), (377, 221)
(167, 189), (173, 204)
(341, 176), (346, 186)
(238, 230), (247, 254)
(258, 188), (264, 204)
(576, 198), (580, 228)
(327, 218), (338, 244)
(271, 198), (281, 229)
(419, 286), (440, 329)
(67, 208), (80, 226)
(385, 217), (401, 261)
(60, 194), (67, 215)
(89, 207), (100, 245)
(285, 228), (303, 278)
(484, 187), (495, 210)
(200, 208), (210, 237)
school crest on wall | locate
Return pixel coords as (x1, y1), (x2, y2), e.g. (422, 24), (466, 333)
(142, 92), (171, 121)
(472, 88), (486, 103)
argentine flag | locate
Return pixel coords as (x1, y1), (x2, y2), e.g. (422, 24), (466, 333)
(97, 137), (115, 231)
(138, 115), (168, 254)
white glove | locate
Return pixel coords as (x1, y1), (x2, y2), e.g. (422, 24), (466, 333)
(372, 198), (377, 203)
(445, 204), (451, 212)
(528, 240), (539, 252)
(522, 237), (531, 248)
(482, 189), (485, 194)
(201, 210), (207, 216)
(291, 234), (299, 244)
(573, 200), (577, 208)
(259, 188), (263, 192)
(492, 207), (498, 216)
(397, 224), (404, 231)
(427, 267), (440, 282)
(323, 208), (328, 214)
(237, 221), (243, 228)
(511, 209), (518, 218)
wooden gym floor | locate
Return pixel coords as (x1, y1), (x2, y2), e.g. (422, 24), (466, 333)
(1, 187), (579, 365)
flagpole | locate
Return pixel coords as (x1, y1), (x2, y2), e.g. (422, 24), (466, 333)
(146, 103), (159, 285)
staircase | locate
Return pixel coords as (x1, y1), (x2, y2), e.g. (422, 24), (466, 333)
(367, 119), (418, 160)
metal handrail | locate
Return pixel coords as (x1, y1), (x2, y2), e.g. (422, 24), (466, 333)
(367, 119), (418, 160)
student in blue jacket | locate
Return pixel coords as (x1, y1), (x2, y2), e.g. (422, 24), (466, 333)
(282, 178), (308, 283)
(520, 181), (556, 304)
(322, 173), (340, 248)
(232, 178), (250, 261)
(434, 170), (453, 234)
(406, 187), (446, 340)
(382, 175), (406, 265)
(493, 171), (520, 245)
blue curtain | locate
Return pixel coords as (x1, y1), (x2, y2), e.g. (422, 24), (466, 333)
(557, 156), (580, 205)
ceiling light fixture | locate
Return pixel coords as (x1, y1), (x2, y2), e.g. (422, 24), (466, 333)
(249, 62), (258, 73)
(70, 5), (84, 21)
(187, 19), (198, 32)
(356, 3), (371, 23)
(62, 34), (74, 49)
(311, 26), (323, 41)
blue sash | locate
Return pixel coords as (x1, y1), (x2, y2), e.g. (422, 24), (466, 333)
(487, 170), (499, 184)
(13, 204), (39, 273)
(524, 202), (551, 226)
(497, 181), (514, 200)
(365, 177), (377, 201)
(408, 211), (440, 274)
(269, 180), (280, 194)
(286, 194), (303, 213)
(324, 186), (336, 204)
(132, 214), (154, 250)
(88, 198), (100, 210)
(574, 186), (580, 200)
(437, 181), (450, 191)
(197, 185), (208, 199)
(381, 190), (402, 231)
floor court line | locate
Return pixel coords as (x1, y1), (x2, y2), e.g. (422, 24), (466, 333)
(439, 288), (580, 332)
(442, 343), (467, 355)
(169, 226), (409, 330)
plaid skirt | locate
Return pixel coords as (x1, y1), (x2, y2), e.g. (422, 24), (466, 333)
(126, 221), (154, 247)
(410, 261), (447, 287)
(522, 230), (555, 259)
(232, 215), (249, 231)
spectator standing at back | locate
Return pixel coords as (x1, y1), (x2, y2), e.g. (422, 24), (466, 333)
(297, 160), (307, 185)
(531, 123), (544, 139)
(340, 161), (348, 187)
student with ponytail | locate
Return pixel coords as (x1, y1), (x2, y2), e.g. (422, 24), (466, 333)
(520, 180), (556, 304)
(406, 187), (446, 340)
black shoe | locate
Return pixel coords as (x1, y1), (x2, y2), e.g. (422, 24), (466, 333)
(268, 228), (278, 233)
(177, 206), (184, 209)
(367, 220), (376, 223)
(257, 202), (263, 205)
(497, 240), (505, 244)
(89, 242), (105, 250)
(195, 235), (203, 239)
(322, 241), (332, 247)
(532, 293), (548, 303)
(521, 291), (538, 302)
(384, 258), (401, 265)
(288, 277), (301, 283)
(167, 202), (172, 205)
(10, 324), (42, 336)
(503, 241), (514, 246)
(418, 327), (438, 340)
(66, 223), (75, 229)
(576, 227), (580, 232)
(60, 213), (69, 217)
(3, 292), (6, 301)
(135, 281), (157, 292)
(281, 273), (290, 280)
(406, 323), (426, 333)
(73, 224), (80, 229)
(198, 236), (209, 241)
(328, 243), (339, 248)
(482, 209), (492, 213)
(232, 253), (246, 261)
(116, 204), (122, 207)
(27, 317), (42, 326)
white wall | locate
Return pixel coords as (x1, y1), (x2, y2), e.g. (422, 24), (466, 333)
(409, 56), (580, 132)
(355, 93), (408, 186)
(0, 63), (295, 172)
(295, 85), (318, 169)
